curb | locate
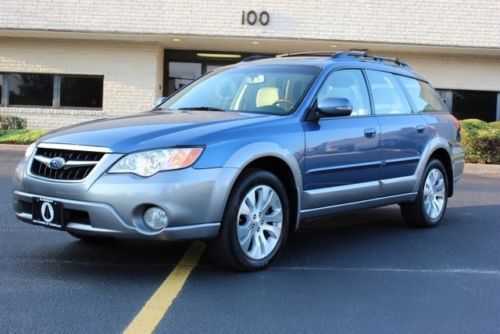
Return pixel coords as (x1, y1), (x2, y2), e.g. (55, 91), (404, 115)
(464, 163), (500, 176)
(0, 144), (28, 151)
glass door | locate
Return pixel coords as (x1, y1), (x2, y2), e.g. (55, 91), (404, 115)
(167, 62), (202, 93)
(164, 50), (272, 96)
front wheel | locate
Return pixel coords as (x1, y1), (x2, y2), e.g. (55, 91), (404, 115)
(401, 159), (448, 227)
(208, 169), (290, 271)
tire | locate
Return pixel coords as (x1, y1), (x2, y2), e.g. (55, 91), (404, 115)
(401, 159), (448, 228)
(207, 169), (290, 271)
(68, 231), (114, 244)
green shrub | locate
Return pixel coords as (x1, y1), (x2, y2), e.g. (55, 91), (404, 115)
(461, 119), (489, 133)
(0, 114), (27, 130)
(0, 129), (47, 144)
(460, 119), (500, 164)
(489, 121), (500, 131)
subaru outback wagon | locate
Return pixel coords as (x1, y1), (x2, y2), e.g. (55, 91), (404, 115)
(13, 51), (464, 271)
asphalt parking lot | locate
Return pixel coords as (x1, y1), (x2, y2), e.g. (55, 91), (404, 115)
(1, 146), (499, 334)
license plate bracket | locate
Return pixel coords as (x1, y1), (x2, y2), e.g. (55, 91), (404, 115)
(32, 197), (64, 229)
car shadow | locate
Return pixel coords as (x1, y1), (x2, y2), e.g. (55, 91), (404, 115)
(7, 233), (191, 281)
(199, 203), (500, 272)
(8, 202), (500, 279)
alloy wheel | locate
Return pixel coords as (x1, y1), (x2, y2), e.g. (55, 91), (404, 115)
(423, 168), (446, 219)
(236, 185), (283, 260)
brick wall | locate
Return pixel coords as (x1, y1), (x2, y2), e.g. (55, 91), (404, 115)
(0, 38), (162, 129)
(0, 0), (498, 48)
(1, 38), (499, 129)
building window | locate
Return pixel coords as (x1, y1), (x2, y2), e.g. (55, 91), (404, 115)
(60, 76), (103, 108)
(436, 90), (453, 111)
(0, 72), (103, 109)
(8, 73), (53, 106)
(436, 89), (498, 121)
(452, 90), (497, 122)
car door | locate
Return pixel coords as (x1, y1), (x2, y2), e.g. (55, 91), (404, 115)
(303, 69), (381, 210)
(365, 70), (431, 196)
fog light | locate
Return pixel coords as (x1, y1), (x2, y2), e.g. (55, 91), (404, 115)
(143, 207), (168, 230)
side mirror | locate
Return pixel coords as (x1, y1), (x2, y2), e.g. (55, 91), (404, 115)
(317, 98), (352, 117)
(153, 96), (168, 108)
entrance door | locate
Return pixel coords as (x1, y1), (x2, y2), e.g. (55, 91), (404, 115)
(167, 61), (202, 93)
(164, 50), (259, 96)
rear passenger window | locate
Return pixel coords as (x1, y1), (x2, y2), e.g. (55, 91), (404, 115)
(397, 76), (445, 112)
(317, 69), (371, 116)
(366, 70), (412, 115)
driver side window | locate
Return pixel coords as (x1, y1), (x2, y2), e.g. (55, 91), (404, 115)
(317, 69), (371, 116)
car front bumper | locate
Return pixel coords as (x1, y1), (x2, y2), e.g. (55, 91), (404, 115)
(13, 155), (238, 241)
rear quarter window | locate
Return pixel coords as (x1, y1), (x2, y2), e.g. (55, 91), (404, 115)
(397, 76), (446, 112)
(366, 70), (412, 115)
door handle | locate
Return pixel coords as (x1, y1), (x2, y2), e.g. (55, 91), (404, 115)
(364, 128), (377, 139)
(416, 125), (426, 133)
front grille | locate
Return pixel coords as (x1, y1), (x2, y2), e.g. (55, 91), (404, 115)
(30, 148), (104, 181)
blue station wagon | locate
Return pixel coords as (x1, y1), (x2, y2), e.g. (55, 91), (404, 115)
(13, 51), (464, 271)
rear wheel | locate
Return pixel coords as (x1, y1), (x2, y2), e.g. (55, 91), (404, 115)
(208, 169), (290, 271)
(401, 159), (448, 227)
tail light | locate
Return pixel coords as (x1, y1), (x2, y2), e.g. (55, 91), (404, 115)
(452, 115), (461, 141)
(452, 115), (461, 133)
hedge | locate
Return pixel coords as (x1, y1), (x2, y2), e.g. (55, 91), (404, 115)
(489, 121), (500, 131)
(0, 129), (47, 144)
(460, 119), (500, 164)
(0, 114), (27, 130)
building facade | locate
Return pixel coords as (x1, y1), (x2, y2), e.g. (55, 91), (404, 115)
(1, 0), (499, 129)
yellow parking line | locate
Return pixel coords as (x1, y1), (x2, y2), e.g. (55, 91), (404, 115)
(124, 241), (205, 334)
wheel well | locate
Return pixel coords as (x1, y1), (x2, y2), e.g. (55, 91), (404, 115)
(429, 148), (454, 197)
(243, 157), (299, 231)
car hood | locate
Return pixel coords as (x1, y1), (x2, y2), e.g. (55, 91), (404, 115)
(40, 110), (277, 153)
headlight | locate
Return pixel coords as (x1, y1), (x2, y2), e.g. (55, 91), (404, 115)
(25, 143), (37, 160)
(109, 148), (203, 177)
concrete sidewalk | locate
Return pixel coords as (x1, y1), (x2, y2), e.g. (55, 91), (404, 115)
(0, 144), (28, 151)
(464, 163), (500, 177)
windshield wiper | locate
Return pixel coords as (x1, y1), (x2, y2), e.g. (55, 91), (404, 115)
(178, 106), (225, 111)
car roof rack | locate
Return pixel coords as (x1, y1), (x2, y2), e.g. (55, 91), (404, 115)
(241, 55), (274, 62)
(275, 50), (410, 68)
(332, 51), (411, 68)
(276, 51), (334, 58)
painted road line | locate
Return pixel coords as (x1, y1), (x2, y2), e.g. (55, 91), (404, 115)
(124, 241), (205, 334)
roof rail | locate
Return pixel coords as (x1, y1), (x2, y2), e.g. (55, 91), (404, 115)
(274, 50), (410, 68)
(276, 51), (334, 58)
(332, 51), (410, 68)
(241, 55), (273, 62)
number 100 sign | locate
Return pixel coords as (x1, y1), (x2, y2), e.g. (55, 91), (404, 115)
(241, 10), (270, 26)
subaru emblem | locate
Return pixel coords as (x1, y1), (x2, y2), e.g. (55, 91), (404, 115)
(49, 157), (66, 170)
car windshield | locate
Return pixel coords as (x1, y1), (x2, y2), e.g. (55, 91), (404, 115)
(159, 65), (320, 115)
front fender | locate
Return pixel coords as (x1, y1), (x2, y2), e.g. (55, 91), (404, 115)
(224, 142), (302, 184)
(219, 141), (304, 231)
